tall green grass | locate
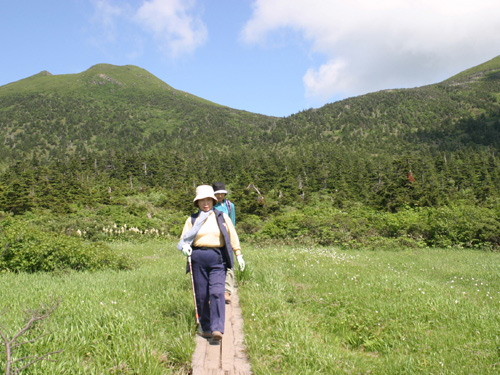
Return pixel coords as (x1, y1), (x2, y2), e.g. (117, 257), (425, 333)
(0, 241), (194, 374)
(238, 245), (500, 374)
(1, 240), (499, 374)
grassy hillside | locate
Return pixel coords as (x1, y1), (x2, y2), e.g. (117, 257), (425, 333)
(2, 64), (200, 99)
(1, 59), (499, 163)
(281, 55), (500, 153)
(0, 63), (275, 165)
(445, 54), (500, 82)
(1, 59), (500, 248)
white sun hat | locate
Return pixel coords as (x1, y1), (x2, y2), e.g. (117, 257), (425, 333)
(193, 185), (217, 207)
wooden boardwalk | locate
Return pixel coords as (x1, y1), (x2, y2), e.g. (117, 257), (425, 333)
(191, 289), (252, 375)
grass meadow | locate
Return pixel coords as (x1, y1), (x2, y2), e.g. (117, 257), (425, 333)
(1, 240), (500, 374)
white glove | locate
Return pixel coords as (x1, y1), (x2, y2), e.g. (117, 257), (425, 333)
(236, 254), (245, 271)
(181, 244), (192, 257)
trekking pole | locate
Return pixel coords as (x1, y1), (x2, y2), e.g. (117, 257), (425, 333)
(219, 339), (223, 369)
(187, 256), (200, 325)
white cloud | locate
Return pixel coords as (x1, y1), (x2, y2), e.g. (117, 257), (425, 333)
(90, 0), (125, 44)
(89, 0), (207, 58)
(135, 0), (207, 57)
(242, 0), (500, 103)
(303, 59), (350, 101)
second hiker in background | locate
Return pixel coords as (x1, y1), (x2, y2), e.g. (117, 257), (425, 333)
(213, 182), (237, 304)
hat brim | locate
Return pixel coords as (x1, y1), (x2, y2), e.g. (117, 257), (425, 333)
(214, 190), (228, 194)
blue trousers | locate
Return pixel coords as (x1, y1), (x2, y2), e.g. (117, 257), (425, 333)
(191, 248), (226, 333)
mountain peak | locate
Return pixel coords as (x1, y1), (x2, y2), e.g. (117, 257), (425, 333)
(37, 70), (53, 77)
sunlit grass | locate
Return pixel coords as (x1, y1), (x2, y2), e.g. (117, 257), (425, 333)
(0, 240), (194, 374)
(238, 245), (500, 374)
(1, 241), (499, 374)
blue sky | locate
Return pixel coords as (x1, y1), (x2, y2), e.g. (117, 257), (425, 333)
(1, 0), (500, 117)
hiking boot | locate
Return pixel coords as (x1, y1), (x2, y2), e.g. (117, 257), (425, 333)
(201, 331), (212, 338)
(211, 331), (223, 341)
(224, 292), (231, 304)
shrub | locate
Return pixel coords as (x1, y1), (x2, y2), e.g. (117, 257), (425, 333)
(0, 217), (133, 273)
(236, 214), (264, 242)
(424, 203), (500, 248)
(258, 206), (374, 247)
(364, 203), (500, 248)
(18, 206), (185, 243)
(255, 201), (500, 249)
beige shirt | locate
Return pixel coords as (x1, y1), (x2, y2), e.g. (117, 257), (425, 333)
(180, 211), (241, 253)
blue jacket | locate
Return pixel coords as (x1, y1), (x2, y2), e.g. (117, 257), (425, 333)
(214, 199), (235, 226)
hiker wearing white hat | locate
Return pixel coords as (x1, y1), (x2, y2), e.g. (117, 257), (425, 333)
(177, 185), (245, 341)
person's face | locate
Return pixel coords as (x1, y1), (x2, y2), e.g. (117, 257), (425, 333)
(215, 193), (226, 203)
(197, 197), (214, 212)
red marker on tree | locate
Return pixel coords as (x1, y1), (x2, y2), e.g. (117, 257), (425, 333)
(408, 170), (415, 183)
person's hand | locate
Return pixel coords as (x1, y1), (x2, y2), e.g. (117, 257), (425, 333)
(181, 244), (192, 257)
(236, 254), (245, 271)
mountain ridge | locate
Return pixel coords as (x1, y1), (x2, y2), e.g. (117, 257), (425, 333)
(444, 55), (500, 83)
(0, 57), (499, 164)
(2, 64), (207, 102)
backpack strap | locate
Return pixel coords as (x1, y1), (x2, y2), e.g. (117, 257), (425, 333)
(225, 199), (232, 217)
(214, 210), (234, 268)
(190, 212), (199, 225)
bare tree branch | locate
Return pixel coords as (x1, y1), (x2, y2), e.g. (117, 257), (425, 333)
(12, 349), (64, 374)
(12, 331), (53, 348)
(0, 299), (63, 375)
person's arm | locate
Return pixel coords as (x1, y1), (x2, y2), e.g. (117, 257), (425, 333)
(229, 202), (236, 226)
(224, 214), (245, 270)
(223, 213), (241, 254)
(179, 216), (193, 240)
(177, 216), (194, 255)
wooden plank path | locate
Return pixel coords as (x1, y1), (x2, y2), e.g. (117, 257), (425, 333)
(191, 289), (252, 375)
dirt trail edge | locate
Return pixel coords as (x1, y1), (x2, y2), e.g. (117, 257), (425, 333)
(191, 288), (252, 375)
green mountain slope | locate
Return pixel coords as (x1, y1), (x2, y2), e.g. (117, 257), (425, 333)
(1, 59), (500, 163)
(445, 55), (500, 82)
(278, 54), (500, 153)
(3, 64), (195, 97)
(0, 63), (275, 164)
(1, 58), (500, 217)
